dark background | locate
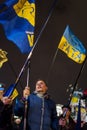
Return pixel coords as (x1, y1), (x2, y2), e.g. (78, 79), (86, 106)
(0, 0), (87, 105)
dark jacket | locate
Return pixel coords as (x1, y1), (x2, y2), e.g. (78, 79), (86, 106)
(81, 122), (87, 130)
(0, 100), (13, 130)
(58, 115), (76, 130)
(14, 92), (58, 130)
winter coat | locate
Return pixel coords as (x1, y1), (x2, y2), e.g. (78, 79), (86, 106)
(58, 115), (76, 130)
(14, 92), (58, 130)
(0, 100), (13, 130)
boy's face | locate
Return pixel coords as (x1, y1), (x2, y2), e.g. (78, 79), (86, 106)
(35, 80), (48, 94)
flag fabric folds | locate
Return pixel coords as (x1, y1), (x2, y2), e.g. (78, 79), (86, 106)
(58, 25), (86, 64)
(4, 84), (18, 100)
(10, 88), (18, 100)
(0, 0), (35, 53)
(0, 49), (8, 68)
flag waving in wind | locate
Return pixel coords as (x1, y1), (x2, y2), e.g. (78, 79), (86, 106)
(0, 49), (8, 68)
(58, 25), (86, 63)
(4, 84), (18, 100)
(0, 0), (35, 53)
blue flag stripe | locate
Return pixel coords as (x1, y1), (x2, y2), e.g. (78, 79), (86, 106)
(63, 25), (86, 54)
(0, 0), (35, 53)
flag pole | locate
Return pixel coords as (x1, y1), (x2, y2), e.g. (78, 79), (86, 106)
(23, 61), (30, 130)
(26, 62), (30, 87)
(4, 0), (58, 97)
(14, 0), (58, 86)
(68, 55), (87, 105)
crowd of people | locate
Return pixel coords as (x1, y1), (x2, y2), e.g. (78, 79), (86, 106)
(0, 84), (13, 130)
(0, 80), (87, 130)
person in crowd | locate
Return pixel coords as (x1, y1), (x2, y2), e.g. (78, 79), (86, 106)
(14, 79), (58, 130)
(75, 106), (87, 130)
(81, 122), (87, 130)
(58, 105), (76, 130)
(13, 115), (22, 130)
(81, 106), (87, 130)
(0, 83), (13, 130)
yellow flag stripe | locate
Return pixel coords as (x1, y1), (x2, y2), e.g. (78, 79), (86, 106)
(27, 34), (34, 47)
(13, 0), (35, 26)
(10, 89), (18, 100)
(58, 36), (86, 63)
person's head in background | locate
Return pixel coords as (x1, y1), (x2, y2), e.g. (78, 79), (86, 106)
(0, 83), (12, 105)
(62, 105), (71, 119)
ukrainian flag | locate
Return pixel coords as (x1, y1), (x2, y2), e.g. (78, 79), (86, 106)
(4, 84), (18, 100)
(0, 0), (35, 53)
(58, 25), (86, 63)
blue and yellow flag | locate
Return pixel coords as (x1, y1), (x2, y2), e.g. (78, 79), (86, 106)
(0, 0), (35, 53)
(10, 88), (18, 100)
(58, 25), (86, 63)
(0, 49), (8, 68)
(4, 84), (18, 100)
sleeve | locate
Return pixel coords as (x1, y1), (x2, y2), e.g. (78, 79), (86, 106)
(50, 101), (59, 130)
(0, 100), (13, 127)
(14, 98), (25, 117)
(0, 100), (12, 115)
(0, 100), (5, 113)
